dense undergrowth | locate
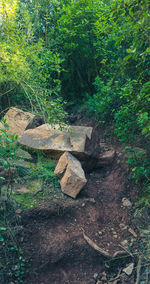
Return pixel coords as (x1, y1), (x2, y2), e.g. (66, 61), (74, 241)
(0, 1), (149, 201)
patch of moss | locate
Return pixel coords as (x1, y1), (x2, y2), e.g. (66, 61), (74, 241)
(27, 180), (42, 192)
(12, 177), (67, 209)
(12, 180), (42, 209)
(12, 192), (38, 209)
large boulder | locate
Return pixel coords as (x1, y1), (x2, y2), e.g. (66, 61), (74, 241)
(18, 123), (98, 166)
(55, 152), (87, 198)
(0, 107), (44, 136)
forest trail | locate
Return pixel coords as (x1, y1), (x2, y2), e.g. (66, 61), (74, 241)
(18, 120), (138, 284)
(1, 1), (150, 282)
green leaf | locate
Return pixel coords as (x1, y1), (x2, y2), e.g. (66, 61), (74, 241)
(0, 177), (5, 180)
(126, 49), (132, 53)
(146, 47), (150, 53)
(3, 161), (9, 169)
(0, 227), (6, 231)
(0, 234), (4, 241)
(124, 54), (132, 61)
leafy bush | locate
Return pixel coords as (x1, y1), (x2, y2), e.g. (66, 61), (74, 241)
(87, 77), (123, 122)
(0, 119), (19, 187)
(125, 147), (150, 208)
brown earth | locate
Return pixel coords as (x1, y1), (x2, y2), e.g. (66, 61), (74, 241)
(16, 120), (139, 284)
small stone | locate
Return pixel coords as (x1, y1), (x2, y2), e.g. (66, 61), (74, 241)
(119, 223), (125, 228)
(113, 234), (118, 238)
(93, 273), (98, 279)
(123, 263), (134, 276)
(122, 198), (132, 208)
(118, 153), (122, 157)
(101, 272), (107, 276)
(119, 223), (128, 230)
(121, 240), (128, 247)
(101, 275), (107, 281)
(97, 148), (115, 167)
(15, 187), (31, 194)
(128, 227), (137, 238)
(82, 203), (85, 207)
(16, 209), (22, 214)
(98, 231), (103, 236)
(105, 263), (109, 268)
(96, 281), (102, 284)
(130, 238), (135, 246)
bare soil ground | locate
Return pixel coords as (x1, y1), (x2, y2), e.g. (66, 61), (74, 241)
(16, 120), (140, 284)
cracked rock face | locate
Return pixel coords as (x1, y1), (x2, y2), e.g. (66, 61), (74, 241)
(18, 124), (98, 163)
(54, 151), (71, 179)
(55, 152), (87, 199)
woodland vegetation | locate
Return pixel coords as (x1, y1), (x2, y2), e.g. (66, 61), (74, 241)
(0, 0), (150, 202)
(0, 0), (150, 282)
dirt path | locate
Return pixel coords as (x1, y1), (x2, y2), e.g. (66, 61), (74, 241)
(18, 132), (138, 283)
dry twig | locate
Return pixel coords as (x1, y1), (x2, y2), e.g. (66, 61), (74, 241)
(118, 244), (133, 258)
(83, 231), (111, 258)
(146, 265), (149, 284)
(135, 255), (142, 284)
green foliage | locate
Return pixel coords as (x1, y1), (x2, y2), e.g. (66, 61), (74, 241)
(85, 0), (150, 141)
(0, 207), (26, 283)
(126, 148), (150, 183)
(125, 147), (150, 208)
(0, 119), (18, 186)
(87, 77), (122, 122)
(0, 0), (41, 84)
(21, 81), (67, 127)
(0, 0), (66, 125)
(29, 155), (58, 187)
(0, 1), (150, 279)
(56, 0), (102, 99)
(12, 157), (60, 209)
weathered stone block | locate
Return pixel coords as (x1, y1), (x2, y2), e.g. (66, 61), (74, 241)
(55, 152), (87, 198)
(0, 107), (43, 136)
(18, 124), (98, 164)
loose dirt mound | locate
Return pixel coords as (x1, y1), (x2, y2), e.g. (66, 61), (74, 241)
(18, 140), (137, 283)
